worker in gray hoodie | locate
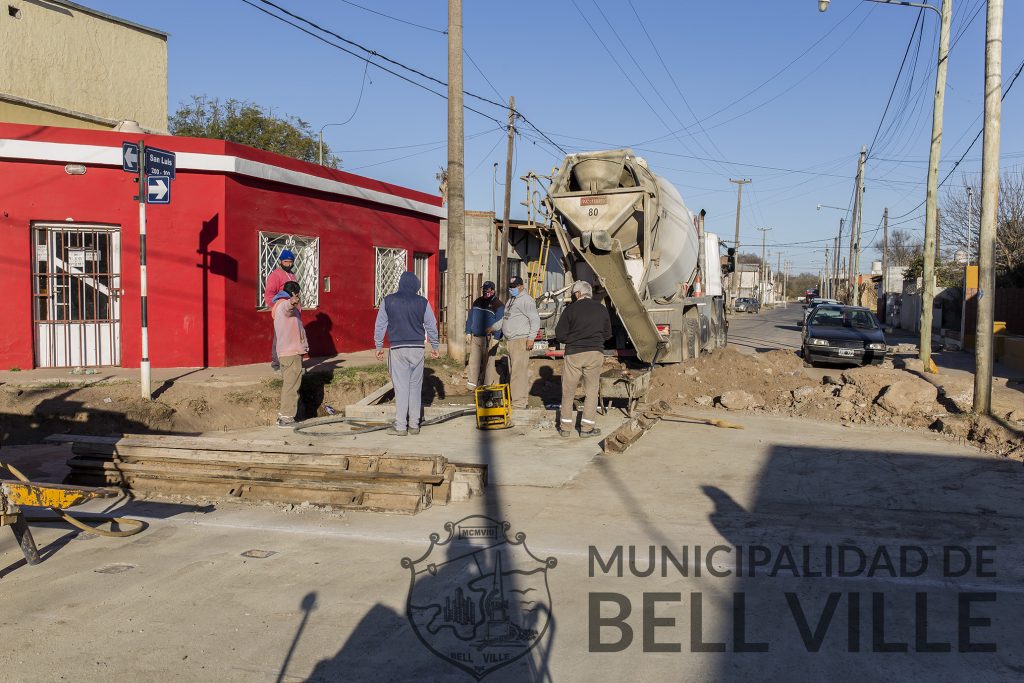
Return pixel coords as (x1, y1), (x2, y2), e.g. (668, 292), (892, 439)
(374, 272), (440, 435)
(501, 275), (541, 409)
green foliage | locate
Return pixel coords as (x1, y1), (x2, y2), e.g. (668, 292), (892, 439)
(903, 254), (964, 289)
(169, 96), (340, 168)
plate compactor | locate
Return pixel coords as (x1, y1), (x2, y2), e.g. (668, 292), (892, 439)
(474, 384), (512, 430)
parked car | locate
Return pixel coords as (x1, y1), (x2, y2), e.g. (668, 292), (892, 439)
(801, 305), (887, 366)
(733, 297), (761, 313)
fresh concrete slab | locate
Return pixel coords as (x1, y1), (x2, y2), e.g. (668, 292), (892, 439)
(1, 411), (1021, 682)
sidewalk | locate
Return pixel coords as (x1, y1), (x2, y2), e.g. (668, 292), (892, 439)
(0, 349), (387, 389)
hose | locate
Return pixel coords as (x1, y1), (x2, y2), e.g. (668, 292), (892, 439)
(293, 407), (477, 437)
(3, 462), (146, 538)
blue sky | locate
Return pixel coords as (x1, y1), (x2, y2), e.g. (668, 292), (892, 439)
(87, 0), (1022, 273)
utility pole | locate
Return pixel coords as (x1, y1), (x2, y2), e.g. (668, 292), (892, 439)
(919, 0), (953, 371)
(881, 207), (889, 301)
(757, 226), (771, 302)
(446, 0), (466, 362)
(851, 146), (867, 305)
(834, 218), (844, 299)
(729, 179), (751, 300)
(499, 96), (515, 293)
(974, 0), (1004, 415)
(967, 186), (974, 263)
(823, 247), (829, 297)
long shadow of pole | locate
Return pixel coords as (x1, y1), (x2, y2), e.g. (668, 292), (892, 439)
(276, 591), (317, 683)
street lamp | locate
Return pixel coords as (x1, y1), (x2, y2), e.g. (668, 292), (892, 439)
(818, 0), (950, 371)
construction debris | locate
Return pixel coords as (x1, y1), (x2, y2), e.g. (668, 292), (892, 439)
(49, 434), (486, 515)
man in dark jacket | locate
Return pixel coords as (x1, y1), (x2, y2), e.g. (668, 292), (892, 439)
(555, 280), (612, 437)
(465, 281), (504, 388)
(374, 272), (440, 436)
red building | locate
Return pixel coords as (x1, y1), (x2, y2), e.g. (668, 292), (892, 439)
(0, 123), (444, 369)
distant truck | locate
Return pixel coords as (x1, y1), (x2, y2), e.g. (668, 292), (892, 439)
(536, 149), (731, 364)
(804, 289), (820, 305)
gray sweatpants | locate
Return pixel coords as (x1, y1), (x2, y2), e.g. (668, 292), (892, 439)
(389, 347), (425, 430)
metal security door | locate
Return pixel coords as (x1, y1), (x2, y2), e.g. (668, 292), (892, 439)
(32, 223), (122, 367)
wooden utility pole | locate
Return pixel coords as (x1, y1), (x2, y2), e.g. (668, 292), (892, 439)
(446, 0), (466, 361)
(729, 179), (751, 300)
(833, 218), (844, 299)
(974, 0), (1004, 415)
(919, 0), (953, 371)
(851, 146), (867, 305)
(499, 96), (515, 292)
(757, 226), (771, 302)
(823, 247), (829, 296)
(881, 207), (889, 298)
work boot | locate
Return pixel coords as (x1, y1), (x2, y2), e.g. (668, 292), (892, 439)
(557, 429), (572, 438)
(276, 415), (296, 429)
(387, 427), (408, 436)
(408, 427), (421, 435)
(580, 428), (602, 438)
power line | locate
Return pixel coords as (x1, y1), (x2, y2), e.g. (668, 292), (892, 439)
(335, 0), (446, 34)
(890, 55), (1024, 221)
(868, 10), (924, 155)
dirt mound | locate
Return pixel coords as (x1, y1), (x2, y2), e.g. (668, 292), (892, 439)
(647, 347), (1021, 461)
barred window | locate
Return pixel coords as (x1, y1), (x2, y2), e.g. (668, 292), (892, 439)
(374, 247), (408, 308)
(257, 231), (320, 309)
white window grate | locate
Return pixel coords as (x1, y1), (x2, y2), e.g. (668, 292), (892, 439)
(374, 247), (408, 308)
(258, 231), (320, 309)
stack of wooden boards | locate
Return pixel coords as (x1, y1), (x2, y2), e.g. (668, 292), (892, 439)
(47, 434), (486, 515)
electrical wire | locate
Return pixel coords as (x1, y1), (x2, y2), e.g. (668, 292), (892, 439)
(335, 0), (446, 34)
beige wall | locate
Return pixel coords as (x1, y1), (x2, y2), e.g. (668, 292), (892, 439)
(0, 1), (168, 131)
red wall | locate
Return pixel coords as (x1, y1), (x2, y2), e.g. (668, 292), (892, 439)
(223, 175), (440, 365)
(0, 123), (441, 369)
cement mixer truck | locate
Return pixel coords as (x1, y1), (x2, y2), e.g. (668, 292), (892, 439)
(538, 149), (731, 364)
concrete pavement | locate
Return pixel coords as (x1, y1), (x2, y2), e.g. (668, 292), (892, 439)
(1, 404), (1021, 681)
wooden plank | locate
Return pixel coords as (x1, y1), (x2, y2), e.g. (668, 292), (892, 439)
(354, 382), (394, 406)
(67, 457), (444, 489)
(70, 473), (423, 514)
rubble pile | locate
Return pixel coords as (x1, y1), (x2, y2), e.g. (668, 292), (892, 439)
(649, 347), (1024, 460)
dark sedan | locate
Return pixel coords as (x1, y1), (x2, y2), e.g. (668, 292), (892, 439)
(801, 305), (887, 366)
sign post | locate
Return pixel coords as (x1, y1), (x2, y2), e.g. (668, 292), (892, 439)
(123, 141), (175, 399)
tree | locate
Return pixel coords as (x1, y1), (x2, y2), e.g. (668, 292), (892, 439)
(878, 228), (922, 267)
(787, 272), (820, 296)
(940, 172), (1024, 286)
(169, 96), (340, 168)
(736, 252), (762, 265)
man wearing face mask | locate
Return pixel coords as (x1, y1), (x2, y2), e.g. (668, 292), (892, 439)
(555, 280), (612, 437)
(465, 281), (504, 389)
(502, 276), (541, 409)
(264, 250), (299, 371)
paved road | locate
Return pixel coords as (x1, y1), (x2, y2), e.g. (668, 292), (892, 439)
(727, 302), (804, 356)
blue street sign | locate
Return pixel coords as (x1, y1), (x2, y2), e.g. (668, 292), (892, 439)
(145, 146), (176, 179)
(147, 175), (171, 204)
(122, 142), (139, 173)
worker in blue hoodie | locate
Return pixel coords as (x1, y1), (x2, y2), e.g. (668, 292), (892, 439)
(464, 281), (504, 388)
(374, 272), (440, 436)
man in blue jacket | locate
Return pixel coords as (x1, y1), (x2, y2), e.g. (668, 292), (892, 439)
(465, 281), (504, 388)
(374, 272), (440, 436)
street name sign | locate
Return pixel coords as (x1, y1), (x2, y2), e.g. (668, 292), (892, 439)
(145, 146), (176, 179)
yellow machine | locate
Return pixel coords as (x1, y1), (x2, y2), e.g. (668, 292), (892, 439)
(474, 384), (512, 430)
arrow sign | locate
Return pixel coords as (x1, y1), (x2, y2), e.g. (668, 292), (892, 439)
(147, 175), (171, 204)
(122, 142), (139, 173)
(145, 146), (176, 179)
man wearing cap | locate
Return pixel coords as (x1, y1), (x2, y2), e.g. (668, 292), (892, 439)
(502, 275), (541, 409)
(465, 281), (504, 389)
(555, 280), (612, 437)
(264, 250), (299, 371)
